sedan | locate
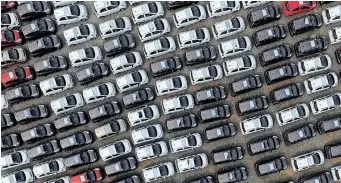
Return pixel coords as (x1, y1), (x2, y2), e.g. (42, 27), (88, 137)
(299, 172), (333, 183)
(207, 1), (240, 18)
(70, 168), (103, 183)
(54, 4), (88, 25)
(143, 37), (176, 59)
(236, 96), (269, 115)
(94, 1), (127, 18)
(1, 113), (16, 129)
(138, 18), (170, 42)
(27, 140), (60, 159)
(5, 84), (40, 102)
(151, 56), (182, 77)
(288, 14), (322, 36)
(205, 123), (236, 141)
(77, 63), (109, 84)
(178, 28), (210, 49)
(1, 12), (20, 31)
(166, 114), (197, 131)
(200, 105), (231, 122)
(50, 93), (84, 115)
(212, 17), (245, 39)
(276, 103), (310, 126)
(2, 169), (35, 183)
(322, 4), (341, 25)
(270, 83), (304, 104)
(283, 124), (317, 145)
(190, 65), (223, 85)
(135, 141), (168, 162)
(231, 75), (262, 96)
(21, 123), (54, 143)
(282, 1), (317, 17)
(255, 157), (287, 176)
(169, 133), (202, 153)
(252, 25), (286, 47)
(65, 150), (97, 168)
(247, 5), (281, 27)
(155, 76), (187, 96)
(142, 162), (175, 182)
(21, 18), (55, 39)
(213, 146), (243, 164)
(95, 119), (127, 139)
(69, 46), (102, 67)
(259, 45), (292, 66)
(223, 55), (256, 76)
(123, 88), (155, 108)
(240, 114), (273, 135)
(117, 175), (141, 183)
(185, 46), (217, 66)
(1, 66), (35, 88)
(298, 55), (332, 76)
(1, 134), (21, 149)
(99, 139), (131, 161)
(14, 105), (48, 123)
(218, 36), (252, 58)
(28, 35), (62, 57)
(324, 143), (341, 159)
(131, 124), (163, 145)
(105, 157), (137, 176)
(54, 112), (88, 131)
(17, 1), (51, 20)
(291, 150), (325, 171)
(175, 153), (208, 173)
(104, 34), (136, 56)
(64, 24), (97, 46)
(195, 86), (226, 104)
(217, 167), (248, 183)
(304, 72), (338, 94)
(127, 105), (159, 126)
(60, 131), (93, 149)
(264, 63), (298, 84)
(131, 2), (164, 24)
(318, 117), (341, 134)
(40, 74), (74, 96)
(247, 136), (280, 155)
(1, 150), (30, 170)
(294, 35), (329, 57)
(99, 17), (132, 39)
(173, 5), (206, 28)
(89, 101), (121, 122)
(82, 82), (116, 104)
(329, 26), (341, 44)
(162, 94), (194, 114)
(310, 93), (341, 114)
(33, 158), (66, 178)
(34, 55), (68, 76)
(1, 29), (24, 49)
(1, 48), (27, 66)
(110, 52), (143, 75)
(116, 70), (148, 93)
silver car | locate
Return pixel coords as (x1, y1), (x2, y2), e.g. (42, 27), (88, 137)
(64, 150), (97, 168)
(20, 124), (54, 143)
(310, 93), (341, 114)
(132, 2), (164, 24)
(135, 141), (168, 162)
(240, 114), (273, 135)
(33, 158), (66, 178)
(54, 4), (88, 25)
(276, 104), (310, 126)
(39, 74), (74, 96)
(95, 119), (127, 139)
(127, 105), (160, 126)
(131, 124), (163, 145)
(14, 105), (49, 123)
(142, 162), (175, 182)
(138, 18), (170, 42)
(27, 140), (60, 159)
(59, 131), (92, 149)
(50, 93), (84, 115)
(1, 150), (30, 170)
(1, 48), (27, 66)
(169, 133), (202, 153)
(304, 72), (338, 94)
(99, 139), (132, 161)
(175, 153), (208, 173)
(291, 150), (325, 172)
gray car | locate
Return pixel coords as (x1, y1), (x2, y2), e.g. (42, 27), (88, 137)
(59, 131), (92, 149)
(104, 157), (137, 176)
(76, 63), (109, 84)
(64, 150), (97, 168)
(33, 55), (68, 76)
(166, 114), (197, 131)
(17, 1), (51, 20)
(205, 123), (236, 141)
(255, 157), (287, 176)
(54, 112), (88, 131)
(5, 84), (40, 102)
(89, 101), (121, 122)
(1, 134), (21, 149)
(28, 35), (62, 57)
(231, 75), (262, 96)
(14, 105), (49, 123)
(217, 167), (248, 183)
(104, 34), (135, 56)
(20, 123), (54, 143)
(236, 96), (268, 115)
(122, 87), (155, 108)
(213, 146), (244, 164)
(21, 18), (55, 39)
(117, 175), (141, 183)
(27, 140), (60, 159)
(1, 113), (16, 129)
(95, 119), (127, 139)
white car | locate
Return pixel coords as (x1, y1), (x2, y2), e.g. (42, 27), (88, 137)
(175, 153), (208, 173)
(2, 169), (35, 183)
(99, 17), (132, 39)
(143, 37), (176, 59)
(138, 18), (171, 42)
(99, 139), (132, 161)
(276, 103), (310, 126)
(169, 133), (202, 153)
(1, 12), (21, 30)
(82, 82), (116, 104)
(127, 105), (160, 126)
(207, 1), (240, 18)
(135, 141), (168, 162)
(63, 24), (97, 46)
(116, 70), (149, 93)
(242, 1), (268, 9)
(190, 65), (223, 85)
(291, 150), (325, 172)
(131, 124), (163, 145)
(178, 28), (210, 49)
(54, 4), (88, 25)
(33, 158), (66, 178)
(173, 5), (206, 28)
(110, 52), (143, 74)
(53, 1), (78, 7)
(223, 55), (256, 76)
(1, 48), (28, 66)
(240, 114), (273, 135)
(132, 2), (164, 24)
(94, 1), (127, 18)
(69, 46), (102, 67)
(304, 72), (338, 94)
(212, 17), (245, 39)
(39, 74), (74, 96)
(329, 26), (341, 44)
(142, 162), (175, 182)
(155, 75), (188, 96)
(322, 5), (341, 25)
(95, 119), (127, 139)
(50, 93), (84, 115)
(297, 55), (332, 76)
(1, 94), (9, 110)
(162, 94), (194, 114)
(218, 36), (252, 58)
(46, 176), (71, 183)
(331, 165), (341, 181)
(1, 150), (30, 170)
(310, 93), (341, 114)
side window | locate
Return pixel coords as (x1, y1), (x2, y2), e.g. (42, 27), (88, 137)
(70, 37), (76, 42)
(60, 17), (67, 21)
(100, 8), (106, 13)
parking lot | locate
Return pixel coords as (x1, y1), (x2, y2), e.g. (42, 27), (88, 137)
(2, 1), (341, 183)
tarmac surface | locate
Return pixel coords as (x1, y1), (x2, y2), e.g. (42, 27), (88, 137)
(1, 1), (341, 183)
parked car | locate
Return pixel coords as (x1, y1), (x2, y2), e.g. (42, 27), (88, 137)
(131, 2), (164, 24)
(297, 55), (332, 76)
(218, 36), (252, 58)
(54, 112), (88, 131)
(185, 46), (217, 66)
(17, 1), (51, 20)
(169, 133), (202, 153)
(14, 105), (48, 123)
(310, 93), (341, 114)
(21, 123), (54, 143)
(94, 1), (127, 18)
(1, 150), (30, 170)
(127, 104), (160, 126)
(283, 124), (317, 145)
(46, 176), (71, 183)
(231, 75), (262, 95)
(166, 114), (197, 131)
(76, 63), (108, 84)
(322, 4), (341, 25)
(288, 14), (322, 36)
(190, 65), (223, 85)
(264, 64), (298, 84)
(270, 83), (304, 104)
(116, 70), (148, 93)
(110, 52), (143, 74)
(184, 176), (214, 183)
(27, 140), (60, 159)
(89, 101), (121, 122)
(138, 18), (170, 42)
(1, 12), (21, 30)
(167, 1), (196, 10)
(53, 1), (79, 7)
(116, 175), (141, 183)
(105, 157), (137, 176)
(33, 158), (66, 178)
(95, 119), (127, 139)
(173, 5), (206, 28)
(142, 162), (175, 182)
(162, 94), (194, 114)
(39, 74), (74, 96)
(60, 131), (92, 149)
(304, 72), (338, 94)
(242, 1), (267, 9)
(123, 88), (154, 108)
(178, 28), (210, 49)
(337, 48), (341, 64)
(151, 56), (182, 77)
(195, 86), (226, 104)
(252, 25), (286, 47)
(217, 167), (248, 183)
(282, 1), (317, 16)
(65, 150), (97, 168)
(143, 37), (176, 59)
(99, 139), (131, 161)
(99, 17), (132, 39)
(5, 84), (39, 102)
(276, 103), (310, 126)
(82, 82), (116, 104)
(22, 18), (55, 39)
(1, 113), (16, 129)
(50, 93), (84, 115)
(318, 117), (341, 134)
(104, 34), (135, 57)
(212, 17), (245, 39)
(1, 1), (17, 11)
(206, 123), (236, 141)
(329, 26), (341, 44)
(64, 24), (97, 46)
(69, 46), (103, 67)
(1, 66), (34, 88)
(255, 157), (287, 176)
(240, 114), (273, 135)
(247, 5), (281, 27)
(155, 76), (187, 96)
(223, 55), (256, 76)
(259, 45), (292, 66)
(28, 35), (62, 57)
(33, 55), (67, 76)
(54, 4), (88, 25)
(1, 30), (24, 49)
(325, 143), (341, 159)
(213, 146), (243, 164)
(1, 94), (9, 110)
(175, 153), (208, 173)
(294, 35), (329, 57)
(247, 136), (280, 155)
(131, 124), (163, 145)
(1, 134), (20, 149)
(135, 141), (168, 162)
(299, 172), (333, 183)
(2, 169), (35, 183)
(200, 105), (231, 122)
(291, 150), (325, 171)
(207, 1), (240, 18)
(236, 96), (269, 115)
(70, 168), (103, 183)
(331, 165), (341, 181)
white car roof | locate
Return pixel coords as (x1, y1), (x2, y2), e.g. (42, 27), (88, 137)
(34, 163), (49, 176)
(157, 78), (176, 92)
(179, 29), (199, 43)
(111, 54), (129, 68)
(54, 6), (73, 19)
(64, 26), (81, 40)
(214, 19), (234, 33)
(163, 97), (181, 110)
(144, 39), (163, 53)
(117, 73), (134, 87)
(221, 38), (239, 52)
(176, 8), (195, 21)
(226, 57), (247, 71)
(133, 3), (150, 16)
(333, 26), (341, 38)
(101, 144), (117, 158)
(308, 75), (329, 90)
(192, 67), (211, 80)
(83, 85), (102, 99)
(280, 107), (299, 122)
(210, 1), (230, 11)
(243, 118), (261, 132)
(302, 57), (324, 71)
(132, 127), (149, 141)
(328, 5), (341, 18)
(1, 155), (13, 167)
(136, 144), (154, 158)
(171, 136), (188, 150)
(139, 20), (159, 36)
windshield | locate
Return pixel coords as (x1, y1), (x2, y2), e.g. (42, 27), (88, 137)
(79, 25), (90, 36)
(37, 20), (47, 31)
(4, 30), (14, 41)
(70, 5), (80, 16)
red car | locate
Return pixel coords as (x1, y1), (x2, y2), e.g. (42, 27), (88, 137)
(1, 30), (24, 49)
(1, 1), (16, 11)
(1, 66), (34, 88)
(282, 1), (317, 16)
(70, 168), (103, 183)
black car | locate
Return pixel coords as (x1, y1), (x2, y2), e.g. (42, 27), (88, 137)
(270, 83), (303, 104)
(21, 18), (56, 39)
(1, 113), (16, 129)
(150, 56), (182, 77)
(255, 157), (287, 176)
(206, 123), (236, 141)
(318, 117), (341, 134)
(288, 14), (323, 36)
(200, 105), (231, 122)
(4, 84), (40, 102)
(259, 45), (292, 66)
(117, 175), (141, 183)
(299, 172), (333, 183)
(247, 5), (281, 27)
(185, 46), (217, 66)
(167, 1), (197, 10)
(217, 167), (248, 183)
(236, 96), (269, 115)
(264, 63), (298, 84)
(195, 86), (226, 104)
(252, 25), (286, 47)
(122, 88), (155, 108)
(17, 1), (51, 20)
(28, 35), (62, 57)
(325, 143), (341, 159)
(213, 146), (243, 164)
(33, 55), (68, 76)
(76, 63), (109, 84)
(294, 35), (329, 57)
(1, 134), (21, 149)
(54, 112), (88, 131)
(231, 75), (262, 96)
(166, 114), (197, 131)
(89, 101), (121, 122)
(105, 157), (137, 176)
(104, 34), (135, 57)
(247, 136), (280, 155)
(283, 124), (316, 145)
(336, 48), (341, 64)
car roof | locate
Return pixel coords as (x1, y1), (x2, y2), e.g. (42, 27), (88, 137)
(176, 8), (195, 21)
(328, 5), (341, 17)
(144, 39), (162, 53)
(54, 6), (72, 19)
